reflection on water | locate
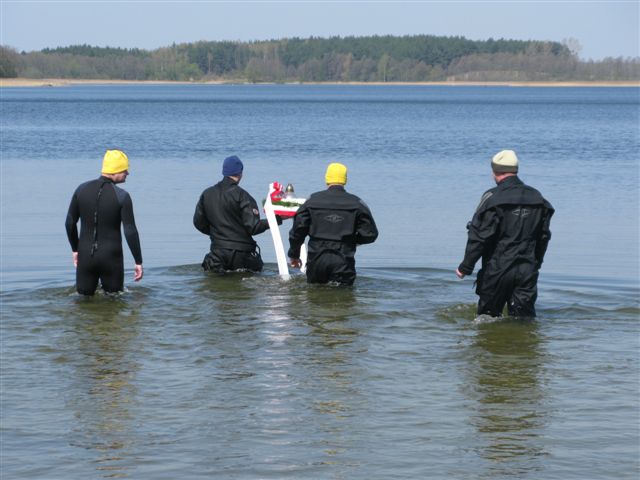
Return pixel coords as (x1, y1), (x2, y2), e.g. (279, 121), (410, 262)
(465, 319), (548, 477)
(301, 284), (359, 341)
(64, 296), (141, 478)
(1, 266), (638, 479)
(159, 270), (367, 474)
(252, 275), (363, 469)
(295, 285), (362, 463)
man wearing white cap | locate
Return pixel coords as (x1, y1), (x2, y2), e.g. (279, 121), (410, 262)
(456, 150), (554, 317)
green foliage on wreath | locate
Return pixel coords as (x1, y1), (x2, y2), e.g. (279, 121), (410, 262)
(262, 199), (305, 208)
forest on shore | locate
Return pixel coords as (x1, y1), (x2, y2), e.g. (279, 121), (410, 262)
(1, 35), (638, 82)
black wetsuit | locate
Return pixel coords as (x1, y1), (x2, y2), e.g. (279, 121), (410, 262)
(458, 176), (554, 317)
(65, 177), (142, 295)
(193, 177), (271, 273)
(288, 185), (378, 285)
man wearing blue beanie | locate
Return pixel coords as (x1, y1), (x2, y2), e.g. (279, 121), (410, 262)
(222, 155), (243, 177)
(194, 155), (280, 273)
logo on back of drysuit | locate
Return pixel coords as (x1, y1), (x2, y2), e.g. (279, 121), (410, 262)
(512, 207), (530, 218)
(324, 214), (344, 223)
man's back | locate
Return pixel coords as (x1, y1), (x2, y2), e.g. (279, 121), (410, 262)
(66, 177), (141, 261)
(290, 185), (378, 259)
(474, 176), (553, 271)
(305, 187), (367, 245)
(70, 178), (127, 245)
(194, 176), (269, 252)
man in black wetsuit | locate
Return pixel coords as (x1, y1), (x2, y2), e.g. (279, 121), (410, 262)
(65, 149), (143, 295)
(194, 155), (278, 273)
(288, 162), (378, 286)
(456, 150), (554, 317)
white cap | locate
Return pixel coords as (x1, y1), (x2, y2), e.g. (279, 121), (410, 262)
(491, 150), (519, 173)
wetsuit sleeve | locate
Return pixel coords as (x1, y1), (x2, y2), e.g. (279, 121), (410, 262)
(65, 191), (80, 252)
(355, 201), (378, 245)
(458, 208), (499, 275)
(535, 202), (554, 268)
(121, 193), (143, 264)
(288, 203), (311, 259)
(193, 193), (210, 235)
(239, 192), (269, 236)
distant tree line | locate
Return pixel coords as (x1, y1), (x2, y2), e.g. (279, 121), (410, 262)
(1, 35), (639, 82)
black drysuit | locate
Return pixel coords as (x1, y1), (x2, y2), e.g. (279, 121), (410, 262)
(458, 176), (554, 317)
(288, 185), (378, 285)
(193, 177), (271, 273)
(65, 177), (143, 295)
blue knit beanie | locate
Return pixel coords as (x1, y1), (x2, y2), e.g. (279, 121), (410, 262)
(222, 155), (243, 177)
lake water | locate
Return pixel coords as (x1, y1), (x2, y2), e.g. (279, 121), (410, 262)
(1, 84), (639, 479)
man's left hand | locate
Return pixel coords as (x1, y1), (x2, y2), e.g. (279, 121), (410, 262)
(455, 268), (465, 279)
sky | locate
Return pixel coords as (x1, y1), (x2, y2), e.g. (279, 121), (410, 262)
(1, 1), (638, 61)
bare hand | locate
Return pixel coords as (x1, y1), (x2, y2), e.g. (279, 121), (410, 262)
(134, 264), (144, 281)
(289, 258), (302, 269)
(455, 268), (465, 279)
(72, 252), (78, 267)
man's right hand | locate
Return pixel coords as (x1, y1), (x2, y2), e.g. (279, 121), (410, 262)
(134, 264), (144, 281)
(289, 258), (302, 268)
(455, 268), (465, 279)
(72, 252), (78, 267)
(133, 264), (144, 282)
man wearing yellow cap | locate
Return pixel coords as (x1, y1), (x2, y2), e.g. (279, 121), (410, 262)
(65, 149), (143, 295)
(288, 163), (378, 285)
(456, 150), (554, 317)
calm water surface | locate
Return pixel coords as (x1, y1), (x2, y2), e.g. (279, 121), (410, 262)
(1, 85), (639, 479)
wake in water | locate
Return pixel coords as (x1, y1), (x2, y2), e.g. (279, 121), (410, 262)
(2, 264), (638, 325)
(472, 314), (538, 325)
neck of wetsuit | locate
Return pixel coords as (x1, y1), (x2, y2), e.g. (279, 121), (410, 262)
(223, 176), (239, 185)
(497, 175), (520, 186)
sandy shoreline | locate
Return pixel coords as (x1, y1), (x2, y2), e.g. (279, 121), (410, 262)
(1, 77), (638, 88)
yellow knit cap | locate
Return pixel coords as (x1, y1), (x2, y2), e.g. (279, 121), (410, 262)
(102, 149), (129, 174)
(325, 162), (348, 185)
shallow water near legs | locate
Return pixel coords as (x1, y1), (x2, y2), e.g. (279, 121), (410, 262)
(1, 265), (638, 479)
